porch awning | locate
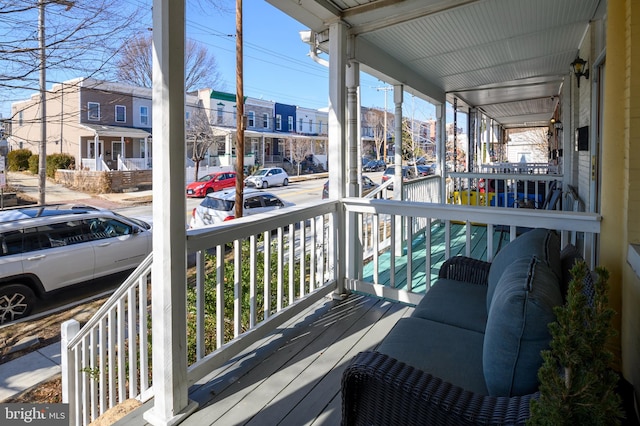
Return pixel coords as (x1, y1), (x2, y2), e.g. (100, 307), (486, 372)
(80, 123), (151, 139)
(210, 126), (327, 140)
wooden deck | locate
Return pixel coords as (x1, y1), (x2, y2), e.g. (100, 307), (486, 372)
(116, 293), (413, 426)
(362, 222), (510, 292)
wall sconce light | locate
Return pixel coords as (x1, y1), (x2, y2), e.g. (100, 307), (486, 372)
(570, 55), (589, 87)
(554, 121), (563, 130)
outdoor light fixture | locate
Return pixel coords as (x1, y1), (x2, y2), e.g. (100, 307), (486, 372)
(570, 55), (589, 87)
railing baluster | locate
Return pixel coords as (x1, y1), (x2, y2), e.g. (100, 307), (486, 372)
(196, 249), (205, 360)
(127, 286), (138, 398)
(250, 234), (257, 328)
(117, 298), (125, 403)
(98, 319), (106, 416)
(234, 239), (241, 338)
(216, 244), (224, 349)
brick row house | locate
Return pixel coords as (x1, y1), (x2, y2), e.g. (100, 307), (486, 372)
(8, 77), (437, 179)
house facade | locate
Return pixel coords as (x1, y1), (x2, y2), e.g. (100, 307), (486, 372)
(10, 78), (158, 171)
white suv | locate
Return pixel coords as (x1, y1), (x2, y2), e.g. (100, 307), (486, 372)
(244, 167), (289, 189)
(0, 205), (152, 324)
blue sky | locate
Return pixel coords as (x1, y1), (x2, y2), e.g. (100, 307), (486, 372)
(0, 1), (439, 122)
(187, 0), (437, 119)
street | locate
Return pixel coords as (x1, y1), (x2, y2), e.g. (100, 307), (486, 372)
(118, 172), (385, 224)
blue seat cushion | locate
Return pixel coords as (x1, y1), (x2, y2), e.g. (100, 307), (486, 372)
(483, 256), (563, 397)
(412, 278), (488, 333)
(487, 228), (561, 312)
(377, 317), (488, 395)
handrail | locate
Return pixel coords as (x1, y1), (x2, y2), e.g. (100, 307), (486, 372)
(65, 252), (153, 348)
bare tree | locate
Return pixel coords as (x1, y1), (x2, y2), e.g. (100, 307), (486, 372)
(402, 117), (425, 173)
(0, 1), (145, 100)
(186, 105), (217, 181)
(115, 34), (222, 93)
(289, 138), (312, 176)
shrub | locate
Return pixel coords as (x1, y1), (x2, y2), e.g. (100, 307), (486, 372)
(528, 262), (623, 425)
(28, 154), (39, 174)
(6, 149), (32, 171)
(46, 153), (75, 178)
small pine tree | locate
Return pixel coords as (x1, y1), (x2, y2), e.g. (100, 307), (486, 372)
(528, 261), (623, 426)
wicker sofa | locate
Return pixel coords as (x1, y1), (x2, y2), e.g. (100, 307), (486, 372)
(342, 228), (585, 425)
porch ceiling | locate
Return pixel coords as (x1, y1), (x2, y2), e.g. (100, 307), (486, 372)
(266, 0), (603, 128)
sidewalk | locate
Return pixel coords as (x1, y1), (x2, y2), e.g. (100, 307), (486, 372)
(4, 171), (153, 208)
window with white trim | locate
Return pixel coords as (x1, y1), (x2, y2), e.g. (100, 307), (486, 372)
(276, 114), (282, 130)
(288, 116), (293, 132)
(88, 102), (100, 121)
(263, 113), (269, 128)
(115, 105), (126, 123)
(140, 106), (149, 126)
(299, 118), (303, 132)
(248, 111), (255, 127)
(217, 104), (224, 124)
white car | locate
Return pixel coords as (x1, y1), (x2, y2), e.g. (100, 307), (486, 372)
(190, 188), (294, 228)
(0, 205), (153, 323)
(244, 167), (289, 189)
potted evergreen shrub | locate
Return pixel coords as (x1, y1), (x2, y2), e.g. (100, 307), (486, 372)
(528, 261), (624, 425)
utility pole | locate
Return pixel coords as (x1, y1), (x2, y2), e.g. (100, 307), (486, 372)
(235, 0), (244, 219)
(38, 0), (74, 206)
(376, 85), (392, 162)
(38, 0), (46, 206)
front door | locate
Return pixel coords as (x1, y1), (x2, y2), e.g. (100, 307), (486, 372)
(88, 140), (104, 159)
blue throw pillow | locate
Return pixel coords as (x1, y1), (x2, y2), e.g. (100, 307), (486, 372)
(483, 256), (563, 396)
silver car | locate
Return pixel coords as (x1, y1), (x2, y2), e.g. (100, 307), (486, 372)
(190, 188), (294, 228)
(244, 167), (289, 189)
(0, 205), (152, 323)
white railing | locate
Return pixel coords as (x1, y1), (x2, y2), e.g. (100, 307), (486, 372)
(478, 162), (559, 174)
(118, 157), (151, 171)
(447, 171), (563, 209)
(61, 255), (153, 426)
(343, 198), (601, 306)
(61, 201), (339, 425)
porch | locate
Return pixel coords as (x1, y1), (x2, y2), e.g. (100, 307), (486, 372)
(60, 196), (600, 425)
(115, 292), (408, 425)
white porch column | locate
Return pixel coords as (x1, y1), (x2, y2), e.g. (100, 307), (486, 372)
(392, 84), (403, 199)
(393, 85), (403, 256)
(144, 0), (197, 425)
(328, 21), (347, 295)
(94, 134), (101, 171)
(436, 103), (447, 203)
(346, 55), (361, 281)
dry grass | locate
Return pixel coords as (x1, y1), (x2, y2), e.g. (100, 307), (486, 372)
(0, 297), (108, 403)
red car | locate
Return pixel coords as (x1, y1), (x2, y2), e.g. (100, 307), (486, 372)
(186, 171), (237, 197)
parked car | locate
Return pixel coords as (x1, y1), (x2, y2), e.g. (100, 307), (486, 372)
(381, 166), (417, 190)
(186, 171), (237, 197)
(0, 206), (153, 323)
(244, 167), (289, 189)
(363, 159), (386, 172)
(190, 188), (295, 228)
(416, 164), (436, 176)
(322, 175), (379, 199)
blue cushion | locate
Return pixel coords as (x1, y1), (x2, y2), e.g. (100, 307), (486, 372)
(412, 278), (488, 333)
(378, 317), (488, 395)
(483, 256), (563, 396)
(487, 228), (561, 312)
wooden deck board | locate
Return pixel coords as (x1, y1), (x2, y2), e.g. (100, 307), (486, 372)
(115, 294), (413, 426)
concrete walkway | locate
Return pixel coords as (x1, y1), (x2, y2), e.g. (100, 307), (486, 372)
(4, 171), (153, 208)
